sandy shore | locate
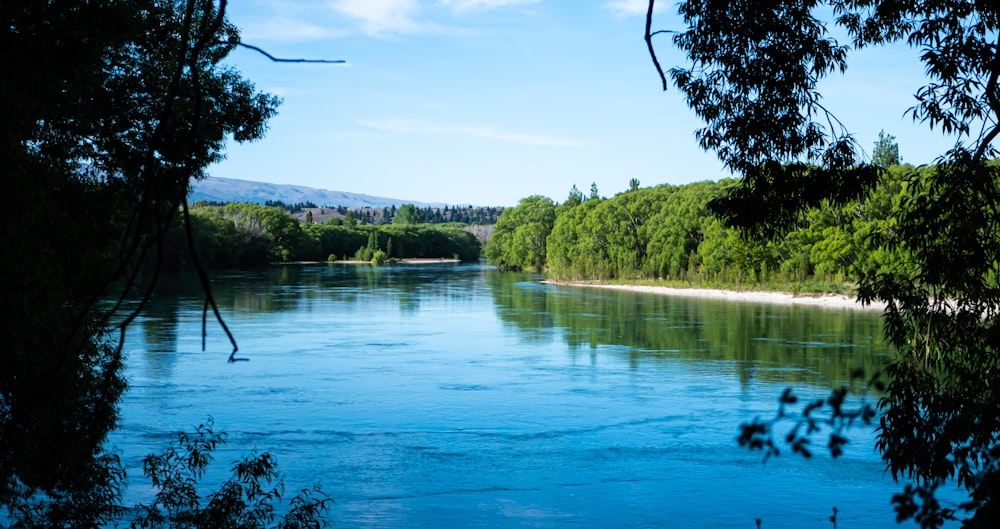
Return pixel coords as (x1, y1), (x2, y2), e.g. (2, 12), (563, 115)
(310, 258), (462, 265)
(548, 281), (886, 311)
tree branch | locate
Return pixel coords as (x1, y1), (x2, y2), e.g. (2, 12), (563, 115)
(228, 40), (346, 64)
(645, 0), (668, 91)
(974, 35), (1000, 161)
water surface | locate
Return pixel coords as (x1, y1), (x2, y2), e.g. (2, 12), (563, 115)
(112, 263), (923, 528)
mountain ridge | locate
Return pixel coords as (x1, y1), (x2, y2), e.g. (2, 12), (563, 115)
(189, 176), (467, 209)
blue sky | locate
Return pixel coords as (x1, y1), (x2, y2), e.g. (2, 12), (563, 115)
(213, 0), (955, 206)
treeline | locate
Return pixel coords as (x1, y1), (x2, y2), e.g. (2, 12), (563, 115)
(199, 202), (504, 225)
(485, 167), (919, 289)
(161, 202), (481, 267)
(263, 199), (317, 212)
(318, 205), (503, 225)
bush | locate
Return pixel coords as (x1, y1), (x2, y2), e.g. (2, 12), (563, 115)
(131, 421), (332, 529)
(4, 421), (331, 529)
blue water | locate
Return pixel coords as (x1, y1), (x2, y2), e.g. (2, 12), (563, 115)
(109, 263), (940, 528)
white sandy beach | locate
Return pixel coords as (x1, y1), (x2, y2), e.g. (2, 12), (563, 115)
(550, 281), (887, 311)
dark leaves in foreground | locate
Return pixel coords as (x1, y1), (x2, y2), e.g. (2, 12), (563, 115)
(737, 370), (879, 462)
(131, 420), (332, 529)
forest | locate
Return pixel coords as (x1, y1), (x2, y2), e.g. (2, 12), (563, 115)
(162, 202), (483, 267)
(485, 157), (918, 294)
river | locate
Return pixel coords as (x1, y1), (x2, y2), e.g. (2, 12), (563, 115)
(109, 262), (928, 528)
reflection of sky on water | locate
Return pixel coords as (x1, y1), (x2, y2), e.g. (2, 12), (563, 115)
(112, 263), (917, 529)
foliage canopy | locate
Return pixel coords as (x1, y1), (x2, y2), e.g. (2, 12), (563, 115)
(647, 0), (1000, 526)
(0, 1), (340, 527)
(483, 195), (556, 271)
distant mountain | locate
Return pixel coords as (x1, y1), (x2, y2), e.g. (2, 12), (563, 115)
(189, 176), (454, 208)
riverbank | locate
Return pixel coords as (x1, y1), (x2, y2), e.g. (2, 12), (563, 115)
(339, 258), (462, 264)
(286, 258), (463, 265)
(548, 281), (887, 311)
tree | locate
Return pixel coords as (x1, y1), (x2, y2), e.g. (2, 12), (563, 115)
(394, 203), (423, 225)
(565, 184), (585, 207)
(0, 1), (304, 526)
(874, 130), (901, 167)
(646, 1), (1000, 526)
(484, 195), (557, 270)
(343, 210), (358, 227)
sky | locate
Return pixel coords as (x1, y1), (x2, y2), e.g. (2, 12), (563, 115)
(211, 0), (957, 207)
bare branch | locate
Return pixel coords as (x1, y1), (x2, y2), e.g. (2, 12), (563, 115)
(645, 0), (668, 91)
(228, 40), (346, 64)
(181, 200), (244, 362)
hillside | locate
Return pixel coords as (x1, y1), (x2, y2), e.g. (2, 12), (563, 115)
(189, 176), (461, 209)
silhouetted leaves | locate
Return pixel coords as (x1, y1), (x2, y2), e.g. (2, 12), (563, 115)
(652, 0), (1000, 525)
(738, 370), (879, 465)
(131, 421), (332, 529)
(2, 0), (279, 524)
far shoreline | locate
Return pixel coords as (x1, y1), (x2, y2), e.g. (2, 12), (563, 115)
(545, 280), (887, 312)
(283, 258), (463, 265)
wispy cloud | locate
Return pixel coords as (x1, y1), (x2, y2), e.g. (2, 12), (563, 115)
(328, 0), (540, 37)
(603, 0), (665, 17)
(329, 0), (425, 36)
(239, 17), (345, 42)
(359, 119), (587, 147)
(438, 0), (541, 13)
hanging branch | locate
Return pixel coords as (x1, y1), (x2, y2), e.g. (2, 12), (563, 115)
(81, 0), (343, 365)
(645, 0), (668, 91)
(65, 0), (201, 374)
(187, 1), (244, 362)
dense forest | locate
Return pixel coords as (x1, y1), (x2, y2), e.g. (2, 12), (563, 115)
(163, 202), (482, 267)
(325, 204), (504, 226)
(200, 201), (504, 226)
(485, 162), (920, 293)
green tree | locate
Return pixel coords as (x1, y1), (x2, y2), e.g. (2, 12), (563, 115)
(647, 1), (1000, 525)
(484, 195), (556, 270)
(394, 203), (423, 225)
(565, 184), (585, 207)
(873, 130), (901, 167)
(548, 195), (602, 279)
(343, 210), (358, 227)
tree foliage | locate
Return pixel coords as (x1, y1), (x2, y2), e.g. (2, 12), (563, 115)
(393, 203), (423, 225)
(496, 170), (916, 290)
(173, 203), (482, 265)
(1, 0), (284, 525)
(874, 130), (901, 167)
(646, 1), (1000, 526)
(483, 195), (556, 270)
(130, 421), (330, 529)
